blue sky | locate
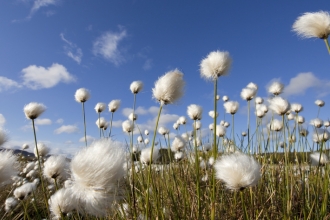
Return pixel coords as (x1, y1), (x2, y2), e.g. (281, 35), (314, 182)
(1, 0), (330, 157)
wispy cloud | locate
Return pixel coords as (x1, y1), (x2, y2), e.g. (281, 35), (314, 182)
(0, 114), (5, 128)
(54, 125), (79, 134)
(21, 63), (75, 89)
(56, 118), (64, 124)
(0, 76), (22, 92)
(143, 59), (153, 70)
(283, 72), (330, 97)
(28, 0), (59, 19)
(122, 106), (161, 117)
(60, 33), (83, 64)
(35, 118), (52, 125)
(79, 135), (94, 143)
(92, 28), (127, 66)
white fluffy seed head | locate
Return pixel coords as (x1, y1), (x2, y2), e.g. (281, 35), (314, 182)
(158, 127), (169, 136)
(268, 97), (290, 116)
(310, 152), (328, 166)
(296, 115), (305, 124)
(128, 113), (138, 121)
(178, 116), (186, 125)
(202, 143), (212, 152)
(108, 100), (121, 112)
(22, 143), (29, 150)
(75, 88), (90, 103)
(174, 151), (184, 161)
(222, 95), (229, 102)
(144, 130), (149, 135)
(144, 138), (149, 145)
(214, 153), (261, 190)
(324, 120), (330, 127)
(173, 122), (179, 130)
(70, 139), (125, 216)
(34, 143), (50, 157)
(122, 120), (134, 133)
(208, 110), (218, 118)
(291, 103), (303, 113)
(299, 128), (309, 137)
(224, 101), (239, 115)
(5, 197), (18, 212)
(171, 136), (186, 152)
(152, 69), (185, 105)
(96, 117), (107, 129)
(94, 102), (106, 113)
(44, 155), (69, 180)
(312, 129), (329, 143)
(216, 125), (226, 137)
(187, 104), (203, 120)
(49, 188), (76, 219)
(255, 97), (263, 104)
(241, 87), (256, 101)
(130, 81), (144, 94)
(14, 182), (37, 200)
(193, 121), (202, 130)
(140, 147), (160, 165)
(315, 99), (325, 107)
(292, 11), (330, 39)
(200, 51), (232, 80)
(310, 118), (323, 128)
(268, 119), (283, 132)
(23, 102), (46, 120)
(268, 81), (284, 96)
(0, 151), (18, 187)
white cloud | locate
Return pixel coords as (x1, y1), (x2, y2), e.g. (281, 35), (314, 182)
(92, 28), (127, 66)
(35, 118), (52, 125)
(143, 59), (153, 70)
(282, 72), (330, 97)
(0, 76), (22, 92)
(0, 114), (5, 127)
(60, 33), (83, 64)
(112, 120), (123, 128)
(122, 106), (160, 117)
(56, 118), (64, 124)
(54, 125), (79, 134)
(21, 63), (75, 89)
(29, 0), (59, 18)
(79, 135), (94, 143)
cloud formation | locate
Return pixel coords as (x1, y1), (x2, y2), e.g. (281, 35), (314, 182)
(79, 135), (94, 143)
(60, 33), (83, 64)
(92, 28), (127, 65)
(29, 0), (59, 18)
(54, 125), (79, 134)
(21, 63), (75, 89)
(122, 106), (161, 117)
(35, 118), (52, 125)
(283, 72), (330, 97)
(0, 76), (22, 92)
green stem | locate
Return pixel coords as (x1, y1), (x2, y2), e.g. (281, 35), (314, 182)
(324, 38), (330, 54)
(247, 100), (250, 154)
(98, 112), (101, 138)
(82, 102), (87, 147)
(145, 103), (163, 219)
(194, 120), (201, 219)
(108, 112), (114, 138)
(211, 78), (217, 220)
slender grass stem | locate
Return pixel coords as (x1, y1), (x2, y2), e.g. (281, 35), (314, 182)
(324, 38), (330, 54)
(82, 102), (87, 147)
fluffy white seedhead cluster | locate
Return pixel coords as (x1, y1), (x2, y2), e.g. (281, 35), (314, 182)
(130, 81), (144, 94)
(140, 147), (160, 165)
(34, 143), (50, 158)
(200, 50), (232, 80)
(296, 115), (305, 124)
(268, 81), (284, 96)
(224, 101), (239, 115)
(312, 129), (329, 143)
(94, 102), (106, 113)
(324, 120), (330, 127)
(49, 188), (76, 219)
(241, 83), (257, 101)
(255, 97), (263, 104)
(144, 138), (150, 145)
(214, 153), (261, 190)
(96, 117), (108, 129)
(23, 102), (46, 120)
(128, 113), (138, 121)
(315, 99), (325, 107)
(292, 11), (330, 39)
(193, 121), (202, 130)
(158, 127), (169, 136)
(70, 139), (126, 216)
(171, 136), (186, 152)
(144, 130), (149, 135)
(5, 197), (18, 212)
(187, 104), (203, 120)
(287, 113), (295, 121)
(268, 119), (283, 132)
(14, 180), (38, 200)
(222, 95), (229, 102)
(122, 120), (134, 133)
(209, 123), (214, 131)
(0, 151), (18, 187)
(75, 88), (90, 103)
(310, 152), (328, 166)
(137, 136), (143, 143)
(202, 143), (212, 152)
(22, 143), (29, 150)
(255, 104), (268, 118)
(0, 129), (8, 146)
(310, 118), (323, 128)
(216, 125), (226, 137)
(44, 155), (69, 180)
(268, 97), (290, 116)
(208, 110), (218, 118)
(152, 69), (185, 105)
(291, 103), (303, 113)
(108, 100), (121, 112)
(178, 116), (186, 125)
(174, 151), (184, 161)
(181, 133), (189, 142)
(173, 122), (179, 130)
